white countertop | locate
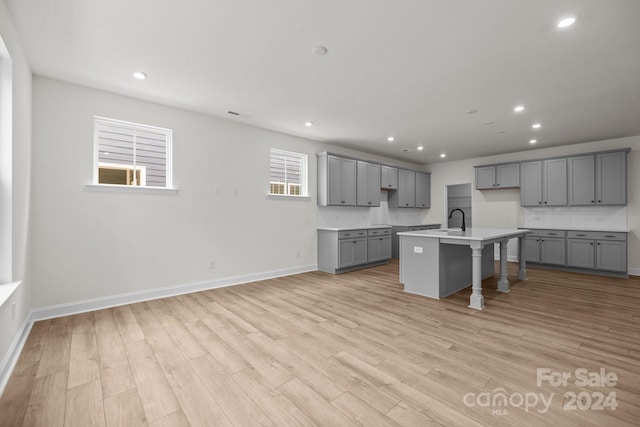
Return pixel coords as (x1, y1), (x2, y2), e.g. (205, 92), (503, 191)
(519, 226), (629, 233)
(398, 227), (529, 241)
(317, 225), (391, 231)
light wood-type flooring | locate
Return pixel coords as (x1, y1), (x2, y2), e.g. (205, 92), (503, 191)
(1, 260), (640, 426)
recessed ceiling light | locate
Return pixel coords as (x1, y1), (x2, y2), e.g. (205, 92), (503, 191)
(440, 153), (446, 158)
(304, 121), (314, 127)
(484, 121), (494, 125)
(514, 105), (525, 112)
(532, 123), (542, 129)
(403, 149), (409, 152)
(498, 130), (506, 134)
(132, 71), (147, 80)
(312, 46), (328, 56)
(557, 16), (576, 28)
(529, 139), (537, 144)
(387, 136), (395, 142)
(417, 146), (424, 151)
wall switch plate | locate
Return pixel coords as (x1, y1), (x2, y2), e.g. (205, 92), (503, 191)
(208, 259), (216, 269)
(414, 246), (423, 254)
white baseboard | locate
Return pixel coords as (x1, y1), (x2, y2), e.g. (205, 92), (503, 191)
(628, 268), (640, 277)
(493, 255), (520, 263)
(30, 264), (318, 321)
(0, 319), (33, 395)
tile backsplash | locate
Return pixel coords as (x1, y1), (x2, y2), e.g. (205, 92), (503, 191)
(522, 206), (627, 231)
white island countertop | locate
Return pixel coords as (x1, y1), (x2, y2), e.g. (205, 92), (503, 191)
(398, 227), (530, 241)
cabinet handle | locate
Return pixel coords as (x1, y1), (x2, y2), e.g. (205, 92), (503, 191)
(597, 242), (600, 245)
(538, 201), (542, 205)
(496, 184), (500, 187)
(341, 201), (345, 203)
(591, 201), (594, 204)
(576, 234), (586, 237)
(368, 202), (372, 205)
(544, 201), (548, 204)
(590, 242), (593, 245)
(598, 200), (602, 203)
(604, 235), (615, 238)
(548, 233), (557, 236)
(388, 184), (392, 187)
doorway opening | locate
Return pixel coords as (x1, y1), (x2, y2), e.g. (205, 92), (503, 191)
(446, 183), (472, 230)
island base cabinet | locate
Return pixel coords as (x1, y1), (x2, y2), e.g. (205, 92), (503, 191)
(596, 241), (627, 272)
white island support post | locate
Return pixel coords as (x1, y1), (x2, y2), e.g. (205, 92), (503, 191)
(496, 238), (510, 293)
(469, 241), (485, 310)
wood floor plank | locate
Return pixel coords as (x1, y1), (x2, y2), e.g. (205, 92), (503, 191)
(22, 370), (67, 427)
(103, 388), (146, 427)
(3, 260), (640, 426)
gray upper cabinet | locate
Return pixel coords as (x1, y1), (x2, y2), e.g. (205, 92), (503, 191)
(475, 166), (496, 189)
(415, 172), (431, 208)
(521, 161), (543, 206)
(475, 164), (519, 189)
(568, 155), (595, 205)
(356, 161), (381, 207)
(596, 151), (627, 205)
(317, 153), (357, 206)
(521, 159), (566, 206)
(389, 169), (416, 208)
(380, 165), (398, 190)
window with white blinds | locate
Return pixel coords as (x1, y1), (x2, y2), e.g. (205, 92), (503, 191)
(94, 117), (172, 188)
(269, 149), (307, 196)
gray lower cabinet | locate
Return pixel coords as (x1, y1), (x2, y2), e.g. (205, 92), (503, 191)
(318, 228), (391, 274)
(391, 224), (441, 258)
(356, 161), (381, 207)
(540, 237), (566, 265)
(524, 228), (627, 276)
(567, 231), (627, 272)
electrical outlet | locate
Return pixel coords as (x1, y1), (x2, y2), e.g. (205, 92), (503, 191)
(296, 249), (300, 258)
(215, 187), (223, 196)
(11, 302), (16, 320)
(208, 259), (216, 269)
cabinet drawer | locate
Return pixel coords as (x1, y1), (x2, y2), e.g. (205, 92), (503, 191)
(368, 228), (391, 236)
(567, 231), (626, 241)
(338, 230), (367, 239)
(526, 229), (566, 238)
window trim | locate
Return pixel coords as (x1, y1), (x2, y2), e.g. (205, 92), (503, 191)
(93, 116), (174, 189)
(269, 148), (308, 197)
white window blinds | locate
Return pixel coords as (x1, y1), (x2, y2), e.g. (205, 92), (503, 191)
(269, 149), (307, 196)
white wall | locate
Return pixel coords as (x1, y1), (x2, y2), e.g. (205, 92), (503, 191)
(31, 77), (338, 308)
(0, 0), (33, 383)
(424, 136), (640, 270)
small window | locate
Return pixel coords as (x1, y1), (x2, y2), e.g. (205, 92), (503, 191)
(269, 149), (307, 196)
(94, 117), (172, 188)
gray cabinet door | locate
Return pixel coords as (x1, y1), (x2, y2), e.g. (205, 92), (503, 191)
(368, 235), (392, 262)
(496, 164), (520, 188)
(596, 240), (627, 272)
(356, 161), (381, 207)
(524, 237), (540, 263)
(568, 155), (595, 206)
(540, 237), (566, 265)
(381, 165), (398, 190)
(379, 235), (391, 260)
(543, 158), (567, 206)
(339, 237), (367, 268)
(397, 169), (416, 207)
(327, 156), (356, 206)
(567, 239), (595, 269)
(596, 151), (626, 205)
(475, 166), (496, 189)
(415, 172), (431, 208)
(521, 161), (543, 206)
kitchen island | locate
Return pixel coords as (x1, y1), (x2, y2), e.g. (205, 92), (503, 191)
(398, 228), (529, 309)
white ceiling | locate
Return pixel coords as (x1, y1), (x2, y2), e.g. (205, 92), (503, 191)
(6, 0), (640, 163)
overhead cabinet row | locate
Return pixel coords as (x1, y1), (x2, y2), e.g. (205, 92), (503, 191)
(475, 149), (628, 207)
(317, 153), (430, 208)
